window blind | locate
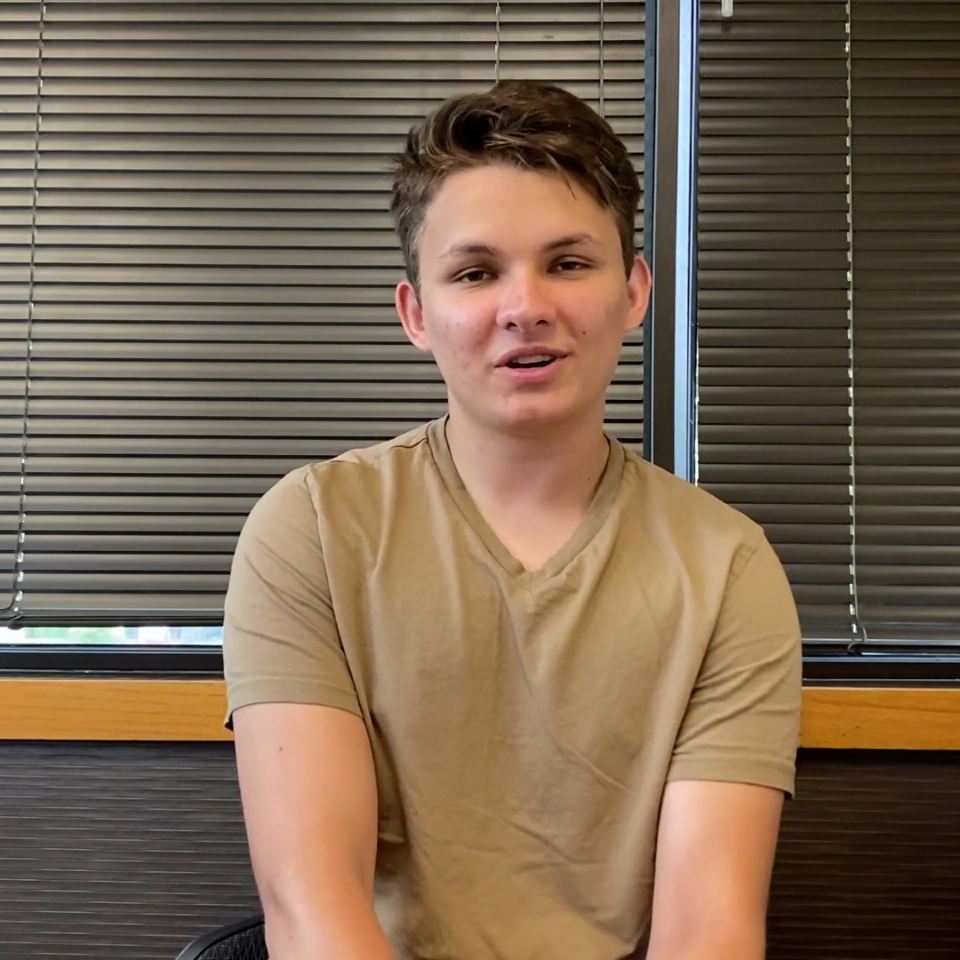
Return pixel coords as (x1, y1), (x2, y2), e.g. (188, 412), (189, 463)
(850, 0), (960, 646)
(0, 3), (39, 613)
(698, 0), (960, 653)
(697, 0), (852, 645)
(2, 0), (645, 626)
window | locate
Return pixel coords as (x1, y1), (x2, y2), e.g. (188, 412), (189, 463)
(0, 1), (646, 650)
(695, 0), (960, 673)
(4, 0), (954, 679)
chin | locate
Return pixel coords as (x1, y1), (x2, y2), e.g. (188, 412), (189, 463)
(452, 387), (599, 437)
(492, 402), (584, 435)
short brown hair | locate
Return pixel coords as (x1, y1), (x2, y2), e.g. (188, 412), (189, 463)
(390, 80), (640, 291)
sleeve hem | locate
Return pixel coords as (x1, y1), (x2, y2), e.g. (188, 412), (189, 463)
(666, 758), (797, 799)
(224, 679), (362, 729)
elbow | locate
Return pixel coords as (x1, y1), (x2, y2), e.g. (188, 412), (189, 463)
(254, 879), (333, 958)
(646, 919), (766, 960)
(260, 894), (322, 959)
(259, 880), (394, 960)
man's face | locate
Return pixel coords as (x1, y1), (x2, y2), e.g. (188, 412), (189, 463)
(396, 164), (651, 436)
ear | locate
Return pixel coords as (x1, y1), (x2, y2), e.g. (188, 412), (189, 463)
(396, 279), (432, 353)
(624, 255), (652, 333)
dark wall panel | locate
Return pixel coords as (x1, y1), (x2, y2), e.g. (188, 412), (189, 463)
(0, 744), (958, 959)
(770, 750), (960, 960)
(0, 742), (259, 958)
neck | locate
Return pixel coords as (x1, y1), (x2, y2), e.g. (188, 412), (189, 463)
(444, 407), (611, 517)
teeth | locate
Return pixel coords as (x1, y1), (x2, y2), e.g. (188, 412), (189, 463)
(513, 354), (553, 366)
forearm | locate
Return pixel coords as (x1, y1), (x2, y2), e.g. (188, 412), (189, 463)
(262, 877), (394, 960)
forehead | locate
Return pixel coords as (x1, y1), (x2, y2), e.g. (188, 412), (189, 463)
(419, 164), (618, 256)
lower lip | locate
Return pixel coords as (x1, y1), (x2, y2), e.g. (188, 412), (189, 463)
(496, 356), (567, 385)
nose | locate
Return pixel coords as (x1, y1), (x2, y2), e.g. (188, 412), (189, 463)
(495, 269), (556, 331)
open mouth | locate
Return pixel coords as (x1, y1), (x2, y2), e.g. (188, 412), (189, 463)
(505, 356), (558, 370)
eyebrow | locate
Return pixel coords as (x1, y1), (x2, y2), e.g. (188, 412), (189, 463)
(439, 233), (600, 260)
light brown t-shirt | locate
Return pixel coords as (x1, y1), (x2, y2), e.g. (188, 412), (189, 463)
(224, 417), (802, 960)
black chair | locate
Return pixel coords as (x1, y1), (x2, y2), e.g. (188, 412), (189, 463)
(175, 914), (266, 960)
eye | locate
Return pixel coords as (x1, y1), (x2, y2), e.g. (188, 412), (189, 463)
(552, 258), (589, 273)
(453, 268), (492, 284)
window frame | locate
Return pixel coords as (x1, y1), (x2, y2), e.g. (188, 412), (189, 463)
(2, 0), (958, 685)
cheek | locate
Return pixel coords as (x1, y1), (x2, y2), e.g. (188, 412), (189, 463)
(426, 303), (493, 362)
(574, 293), (627, 346)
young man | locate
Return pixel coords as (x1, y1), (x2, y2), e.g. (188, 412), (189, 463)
(224, 81), (802, 960)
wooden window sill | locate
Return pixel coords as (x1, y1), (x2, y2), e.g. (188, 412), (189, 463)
(0, 679), (958, 749)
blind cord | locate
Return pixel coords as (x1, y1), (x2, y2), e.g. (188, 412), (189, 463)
(845, 0), (866, 652)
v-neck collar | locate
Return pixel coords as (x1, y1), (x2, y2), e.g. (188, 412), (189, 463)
(426, 415), (626, 586)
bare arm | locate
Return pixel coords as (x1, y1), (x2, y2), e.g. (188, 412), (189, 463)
(645, 780), (785, 960)
(233, 702), (393, 960)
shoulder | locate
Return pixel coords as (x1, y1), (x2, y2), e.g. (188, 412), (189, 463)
(312, 420), (433, 477)
(303, 420), (435, 509)
(620, 447), (767, 576)
(244, 420), (436, 538)
(622, 448), (761, 538)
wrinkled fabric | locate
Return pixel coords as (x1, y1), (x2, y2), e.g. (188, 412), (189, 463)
(224, 417), (801, 960)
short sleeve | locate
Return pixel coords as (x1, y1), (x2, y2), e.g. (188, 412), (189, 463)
(222, 467), (361, 728)
(667, 535), (803, 797)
